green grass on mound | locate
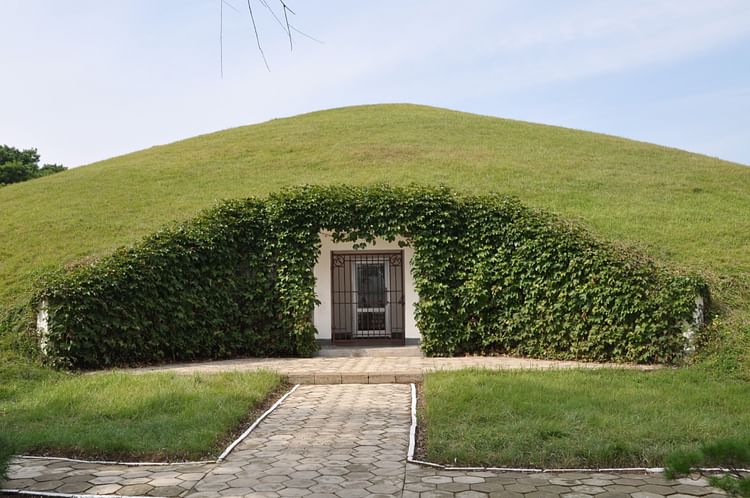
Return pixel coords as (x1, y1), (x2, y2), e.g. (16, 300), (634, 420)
(0, 365), (282, 462)
(423, 369), (750, 469)
(0, 104), (748, 373)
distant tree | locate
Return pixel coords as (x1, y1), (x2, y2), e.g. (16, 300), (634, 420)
(0, 145), (66, 186)
(0, 144), (39, 165)
(37, 163), (67, 177)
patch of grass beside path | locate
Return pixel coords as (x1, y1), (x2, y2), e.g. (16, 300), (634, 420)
(423, 368), (750, 469)
(0, 362), (282, 467)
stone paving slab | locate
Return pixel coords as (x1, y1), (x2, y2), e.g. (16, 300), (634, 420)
(2, 384), (730, 497)
(2, 459), (214, 497)
(403, 464), (729, 497)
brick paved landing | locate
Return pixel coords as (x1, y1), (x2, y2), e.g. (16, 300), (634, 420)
(126, 355), (659, 385)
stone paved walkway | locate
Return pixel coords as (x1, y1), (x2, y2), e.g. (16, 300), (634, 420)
(190, 384), (410, 497)
(404, 465), (727, 497)
(2, 384), (727, 497)
(2, 459), (213, 496)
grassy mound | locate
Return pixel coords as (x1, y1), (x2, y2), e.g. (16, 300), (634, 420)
(0, 104), (748, 373)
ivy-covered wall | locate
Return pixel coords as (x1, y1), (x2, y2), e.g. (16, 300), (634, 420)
(40, 199), (294, 368)
(37, 185), (708, 368)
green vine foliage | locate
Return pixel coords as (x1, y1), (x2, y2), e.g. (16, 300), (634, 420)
(37, 185), (708, 368)
(41, 199), (293, 368)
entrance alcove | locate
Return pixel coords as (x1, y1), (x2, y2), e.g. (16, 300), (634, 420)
(313, 231), (421, 346)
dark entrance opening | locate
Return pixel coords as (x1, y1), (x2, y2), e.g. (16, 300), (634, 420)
(331, 251), (405, 345)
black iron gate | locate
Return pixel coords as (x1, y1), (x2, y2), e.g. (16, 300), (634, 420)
(331, 251), (405, 345)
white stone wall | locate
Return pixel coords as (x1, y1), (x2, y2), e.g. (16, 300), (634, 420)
(36, 299), (49, 355)
(313, 231), (420, 341)
(682, 295), (706, 353)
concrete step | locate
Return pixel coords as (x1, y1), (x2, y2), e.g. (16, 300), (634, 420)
(287, 372), (422, 384)
(314, 345), (424, 358)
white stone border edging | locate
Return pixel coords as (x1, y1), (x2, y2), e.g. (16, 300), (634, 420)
(10, 384), (301, 468)
(14, 455), (216, 467)
(406, 382), (749, 474)
(407, 383), (417, 460)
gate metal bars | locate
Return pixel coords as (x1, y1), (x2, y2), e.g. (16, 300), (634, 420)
(331, 251), (405, 345)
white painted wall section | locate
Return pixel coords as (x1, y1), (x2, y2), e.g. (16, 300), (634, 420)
(36, 299), (49, 355)
(313, 231), (420, 341)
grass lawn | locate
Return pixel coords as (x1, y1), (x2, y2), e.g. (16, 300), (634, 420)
(0, 359), (282, 466)
(423, 368), (750, 469)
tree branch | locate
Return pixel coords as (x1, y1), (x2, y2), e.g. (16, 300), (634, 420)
(247, 0), (270, 71)
(220, 0), (224, 77)
(280, 0), (294, 50)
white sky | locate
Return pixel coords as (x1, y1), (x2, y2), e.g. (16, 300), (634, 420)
(1, 0), (749, 167)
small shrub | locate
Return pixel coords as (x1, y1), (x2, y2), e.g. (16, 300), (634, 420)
(665, 439), (750, 497)
(0, 434), (16, 481)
